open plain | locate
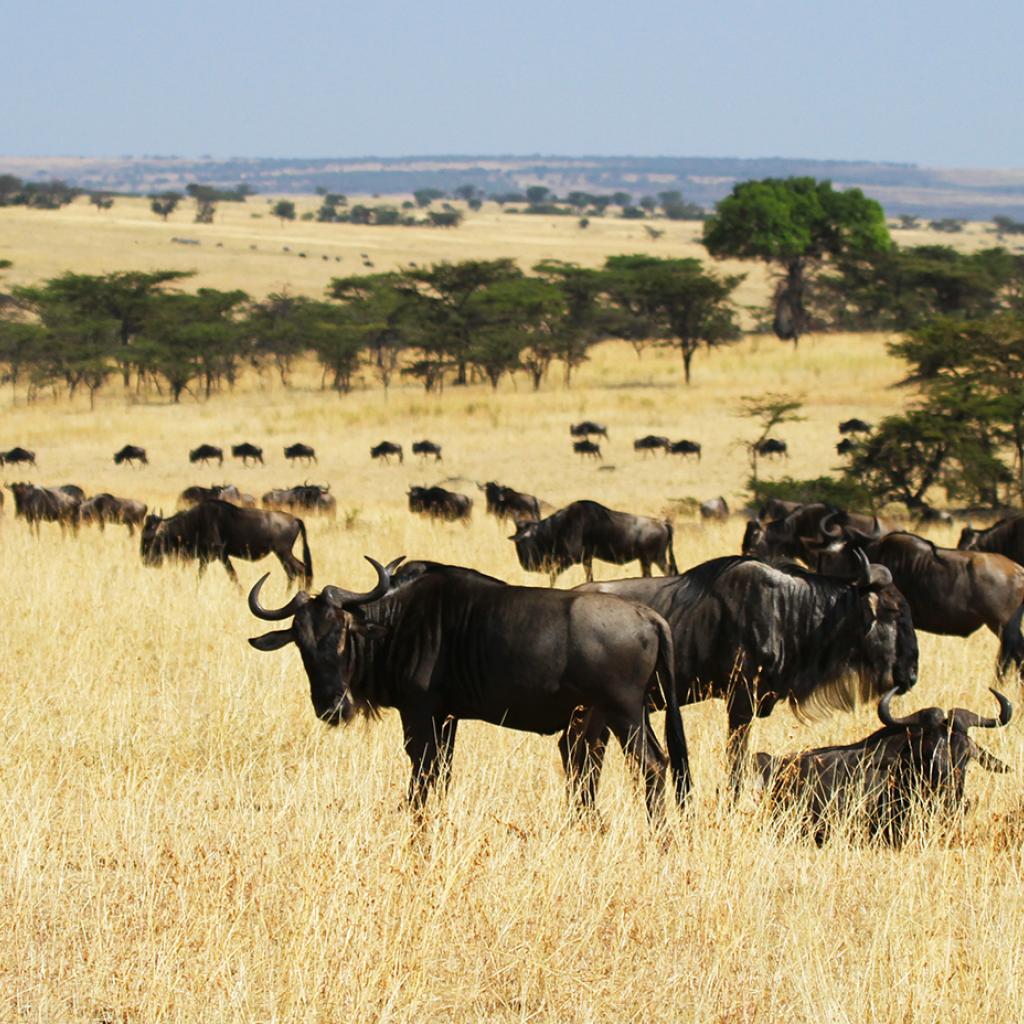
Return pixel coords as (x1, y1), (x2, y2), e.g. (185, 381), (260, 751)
(3, 198), (1024, 1022)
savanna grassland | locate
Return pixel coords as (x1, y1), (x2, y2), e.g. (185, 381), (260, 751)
(3, 197), (1024, 1023)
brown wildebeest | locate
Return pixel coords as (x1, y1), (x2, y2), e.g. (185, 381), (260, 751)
(411, 440), (443, 462)
(7, 482), (81, 535)
(232, 443), (264, 466)
(370, 441), (403, 464)
(573, 440), (602, 460)
(479, 481), (541, 522)
(113, 444), (148, 467)
(959, 515), (1024, 566)
(633, 435), (670, 456)
(79, 493), (148, 535)
(189, 444), (223, 466)
(570, 421), (609, 440)
(407, 485), (472, 522)
(284, 443), (317, 465)
(262, 484), (336, 516)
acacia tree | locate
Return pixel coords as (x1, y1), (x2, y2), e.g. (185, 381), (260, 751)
(532, 260), (603, 385)
(736, 393), (804, 481)
(272, 200), (296, 224)
(150, 192), (182, 221)
(703, 177), (891, 344)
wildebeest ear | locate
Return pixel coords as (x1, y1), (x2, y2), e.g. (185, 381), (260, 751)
(248, 630), (294, 651)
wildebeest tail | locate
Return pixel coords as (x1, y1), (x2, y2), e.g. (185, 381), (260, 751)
(652, 612), (690, 807)
(665, 521), (679, 575)
(998, 603), (1024, 678)
(298, 517), (314, 587)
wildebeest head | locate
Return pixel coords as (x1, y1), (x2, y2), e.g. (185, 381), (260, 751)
(140, 513), (170, 565)
(958, 525), (981, 551)
(248, 557), (400, 725)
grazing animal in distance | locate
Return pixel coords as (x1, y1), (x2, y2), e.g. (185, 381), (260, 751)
(1, 447), (36, 467)
(479, 481), (541, 523)
(246, 557), (689, 819)
(668, 439), (701, 461)
(179, 483), (248, 508)
(262, 484), (336, 516)
(370, 441), (403, 464)
(283, 443), (317, 465)
(7, 482), (81, 535)
(755, 688), (1011, 846)
(573, 439), (602, 460)
(755, 438), (788, 459)
(838, 418), (872, 435)
(959, 515), (1024, 567)
(189, 444), (224, 466)
(113, 444), (147, 467)
(411, 440), (443, 462)
(634, 435), (670, 456)
(79, 493), (148, 535)
(700, 497), (729, 520)
(232, 443), (264, 466)
(570, 421), (609, 440)
(407, 485), (472, 522)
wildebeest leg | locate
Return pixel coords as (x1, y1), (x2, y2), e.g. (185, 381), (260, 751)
(558, 708), (610, 814)
(997, 605), (1024, 681)
(220, 556), (241, 587)
(400, 706), (457, 811)
(584, 558), (594, 583)
(726, 696), (755, 800)
(640, 558), (651, 578)
(607, 712), (668, 823)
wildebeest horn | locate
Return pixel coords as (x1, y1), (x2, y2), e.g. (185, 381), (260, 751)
(878, 688), (915, 728)
(854, 548), (891, 589)
(952, 688), (1013, 731)
(820, 511), (843, 538)
(248, 572), (310, 620)
(321, 555), (393, 608)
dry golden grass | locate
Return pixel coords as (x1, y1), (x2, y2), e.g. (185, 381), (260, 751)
(3, 213), (1024, 1023)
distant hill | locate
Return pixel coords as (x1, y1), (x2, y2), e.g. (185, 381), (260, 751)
(3, 154), (1024, 219)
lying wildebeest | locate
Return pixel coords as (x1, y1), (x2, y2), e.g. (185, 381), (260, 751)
(411, 440), (443, 462)
(742, 504), (892, 564)
(113, 444), (147, 467)
(283, 443), (317, 465)
(811, 522), (1024, 678)
(370, 441), (403, 464)
(570, 421), (609, 440)
(754, 687), (1011, 846)
(634, 435), (670, 456)
(263, 484), (336, 516)
(838, 418), (872, 435)
(232, 442), (264, 466)
(573, 551), (919, 796)
(755, 438), (788, 459)
(1, 447), (36, 467)
(247, 557), (688, 818)
(668, 440), (701, 461)
(189, 444), (223, 466)
(479, 481), (541, 522)
(700, 497), (729, 520)
(836, 438), (858, 456)
(408, 486), (472, 522)
(141, 499), (312, 587)
(511, 500), (678, 584)
(959, 515), (1024, 566)
(7, 482), (81, 535)
(79, 493), (148, 534)
(573, 439), (602, 460)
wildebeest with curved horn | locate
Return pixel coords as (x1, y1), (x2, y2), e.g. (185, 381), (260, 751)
(570, 421), (609, 440)
(411, 440), (443, 462)
(407, 485), (472, 522)
(959, 515), (1024, 566)
(370, 441), (403, 464)
(246, 557), (689, 819)
(573, 551), (919, 796)
(284, 443), (317, 465)
(79, 493), (148, 535)
(754, 687), (1011, 846)
(113, 444), (148, 467)
(232, 442), (264, 466)
(742, 504), (893, 563)
(479, 481), (541, 522)
(189, 444), (223, 466)
(141, 499), (312, 587)
(511, 500), (678, 585)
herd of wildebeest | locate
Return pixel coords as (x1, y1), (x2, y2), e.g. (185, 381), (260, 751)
(7, 418), (1024, 846)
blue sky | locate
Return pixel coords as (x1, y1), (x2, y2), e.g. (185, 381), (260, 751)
(3, 0), (1021, 167)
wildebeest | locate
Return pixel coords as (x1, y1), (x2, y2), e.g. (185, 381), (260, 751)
(7, 482), (81, 535)
(189, 444), (224, 466)
(232, 442), (264, 466)
(179, 483), (246, 508)
(113, 444), (147, 467)
(836, 438), (858, 456)
(700, 497), (729, 520)
(263, 484), (336, 516)
(634, 435), (670, 456)
(742, 504), (893, 564)
(411, 440), (443, 462)
(668, 440), (701, 461)
(1, 447), (36, 467)
(479, 481), (541, 523)
(959, 515), (1024, 566)
(370, 441), (403, 464)
(573, 439), (602, 460)
(573, 552), (919, 795)
(283, 443), (317, 465)
(570, 421), (609, 440)
(838, 418), (872, 435)
(754, 687), (1011, 845)
(58, 484), (86, 501)
(511, 500), (678, 585)
(79, 493), (148, 534)
(246, 557), (688, 818)
(755, 438), (788, 459)
(408, 486), (472, 522)
(141, 499), (312, 587)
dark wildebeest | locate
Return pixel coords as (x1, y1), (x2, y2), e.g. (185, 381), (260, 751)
(232, 443), (264, 466)
(141, 499), (312, 587)
(189, 444), (224, 466)
(370, 441), (403, 464)
(741, 504), (893, 564)
(246, 557), (688, 819)
(412, 440), (443, 462)
(79, 493), (148, 535)
(113, 444), (147, 467)
(573, 551), (919, 796)
(754, 688), (1011, 846)
(58, 484), (86, 501)
(838, 418), (872, 435)
(263, 484), (336, 516)
(284, 443), (317, 466)
(510, 500), (678, 585)
(634, 435), (670, 456)
(573, 440), (602, 460)
(757, 498), (803, 521)
(479, 481), (541, 523)
(570, 421), (609, 440)
(755, 438), (789, 459)
(836, 438), (858, 456)
(7, 482), (81, 535)
(959, 515), (1024, 566)
(811, 524), (1024, 678)
(179, 483), (245, 508)
(1, 447), (36, 467)
(700, 497), (729, 520)
(668, 440), (701, 461)
(408, 486), (472, 522)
